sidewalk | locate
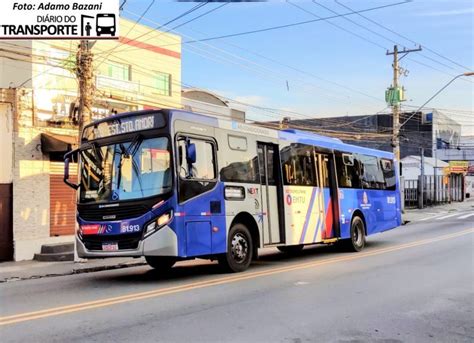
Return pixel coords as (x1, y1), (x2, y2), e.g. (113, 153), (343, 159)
(403, 198), (474, 223)
(0, 257), (146, 283)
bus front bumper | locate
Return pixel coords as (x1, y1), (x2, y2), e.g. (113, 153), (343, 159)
(76, 225), (178, 258)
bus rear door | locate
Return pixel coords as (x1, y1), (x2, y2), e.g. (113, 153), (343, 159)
(316, 152), (340, 240)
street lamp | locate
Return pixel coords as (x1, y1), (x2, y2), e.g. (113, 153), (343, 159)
(400, 71), (474, 128)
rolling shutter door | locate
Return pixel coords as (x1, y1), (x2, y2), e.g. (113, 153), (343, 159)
(50, 162), (77, 236)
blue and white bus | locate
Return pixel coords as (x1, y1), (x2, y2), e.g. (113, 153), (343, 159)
(64, 109), (402, 272)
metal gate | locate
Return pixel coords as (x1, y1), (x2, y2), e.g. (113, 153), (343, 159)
(50, 162), (77, 236)
(0, 183), (13, 261)
(404, 174), (462, 209)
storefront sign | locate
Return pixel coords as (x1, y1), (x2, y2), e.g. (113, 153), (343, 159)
(449, 161), (468, 174)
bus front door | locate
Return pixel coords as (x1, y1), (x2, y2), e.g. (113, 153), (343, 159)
(257, 143), (284, 245)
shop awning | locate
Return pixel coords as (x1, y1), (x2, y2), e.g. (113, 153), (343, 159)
(40, 133), (78, 153)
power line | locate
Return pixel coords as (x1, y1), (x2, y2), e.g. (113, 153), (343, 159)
(334, 0), (472, 72)
(306, 1), (473, 83)
(95, 0), (156, 69)
(311, 1), (469, 80)
(115, 9), (389, 114)
(98, 13), (383, 113)
(158, 1), (410, 46)
(330, 1), (462, 72)
(99, 1), (208, 62)
(111, 2), (229, 56)
(132, 1), (208, 42)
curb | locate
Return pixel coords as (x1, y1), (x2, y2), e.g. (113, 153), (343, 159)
(0, 261), (147, 284)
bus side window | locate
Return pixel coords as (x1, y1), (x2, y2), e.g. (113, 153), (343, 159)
(335, 152), (361, 189)
(357, 154), (385, 190)
(177, 137), (217, 202)
(381, 158), (396, 191)
(281, 144), (317, 186)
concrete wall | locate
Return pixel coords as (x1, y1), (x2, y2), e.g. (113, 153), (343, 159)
(10, 92), (76, 260)
(0, 103), (13, 183)
(401, 156), (448, 180)
(437, 149), (474, 162)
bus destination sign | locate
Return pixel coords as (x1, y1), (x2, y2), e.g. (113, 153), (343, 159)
(82, 113), (166, 141)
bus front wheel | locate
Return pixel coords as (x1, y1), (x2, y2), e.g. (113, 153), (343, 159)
(344, 216), (366, 252)
(219, 223), (253, 273)
(145, 256), (176, 271)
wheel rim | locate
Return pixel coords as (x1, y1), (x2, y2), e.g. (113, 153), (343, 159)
(231, 233), (249, 263)
(353, 221), (363, 247)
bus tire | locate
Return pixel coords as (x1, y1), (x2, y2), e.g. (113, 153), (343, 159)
(344, 216), (366, 252)
(145, 256), (176, 271)
(277, 245), (304, 255)
(219, 223), (253, 273)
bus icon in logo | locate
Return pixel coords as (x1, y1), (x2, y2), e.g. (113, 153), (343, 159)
(96, 13), (116, 36)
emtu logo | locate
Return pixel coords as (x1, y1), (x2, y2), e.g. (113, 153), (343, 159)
(81, 13), (116, 37)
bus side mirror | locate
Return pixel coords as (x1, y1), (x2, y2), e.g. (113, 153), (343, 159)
(64, 149), (79, 190)
(399, 162), (403, 176)
(186, 143), (196, 164)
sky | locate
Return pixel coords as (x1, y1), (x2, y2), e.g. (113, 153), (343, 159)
(122, 0), (473, 134)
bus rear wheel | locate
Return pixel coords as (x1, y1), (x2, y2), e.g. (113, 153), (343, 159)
(145, 256), (176, 271)
(277, 245), (304, 255)
(219, 223), (253, 273)
(344, 216), (366, 252)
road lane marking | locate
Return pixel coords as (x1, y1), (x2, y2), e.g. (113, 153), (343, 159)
(435, 213), (460, 220)
(458, 213), (474, 220)
(1, 228), (472, 326)
(419, 214), (446, 221)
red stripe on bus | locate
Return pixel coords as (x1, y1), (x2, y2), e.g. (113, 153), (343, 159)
(324, 200), (334, 239)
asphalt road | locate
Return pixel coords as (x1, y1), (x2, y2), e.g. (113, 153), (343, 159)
(1, 211), (473, 343)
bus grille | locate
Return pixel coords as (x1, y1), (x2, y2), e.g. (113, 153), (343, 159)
(82, 232), (142, 251)
(78, 204), (149, 221)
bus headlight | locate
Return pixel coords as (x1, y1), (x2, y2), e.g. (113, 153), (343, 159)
(144, 211), (173, 237)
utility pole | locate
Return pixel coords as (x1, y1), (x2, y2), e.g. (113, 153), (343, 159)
(386, 45), (422, 163)
(419, 147), (425, 209)
(74, 40), (94, 263)
(75, 40), (94, 141)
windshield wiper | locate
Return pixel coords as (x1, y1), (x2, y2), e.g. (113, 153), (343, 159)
(127, 134), (143, 157)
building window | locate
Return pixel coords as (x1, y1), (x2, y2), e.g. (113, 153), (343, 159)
(154, 71), (171, 96)
(107, 61), (130, 81)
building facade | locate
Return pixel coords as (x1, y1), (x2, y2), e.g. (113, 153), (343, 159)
(286, 110), (462, 159)
(0, 19), (182, 261)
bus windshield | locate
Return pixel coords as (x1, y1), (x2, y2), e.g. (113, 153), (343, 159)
(79, 136), (171, 204)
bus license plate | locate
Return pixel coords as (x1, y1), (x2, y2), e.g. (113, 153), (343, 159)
(102, 243), (119, 251)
